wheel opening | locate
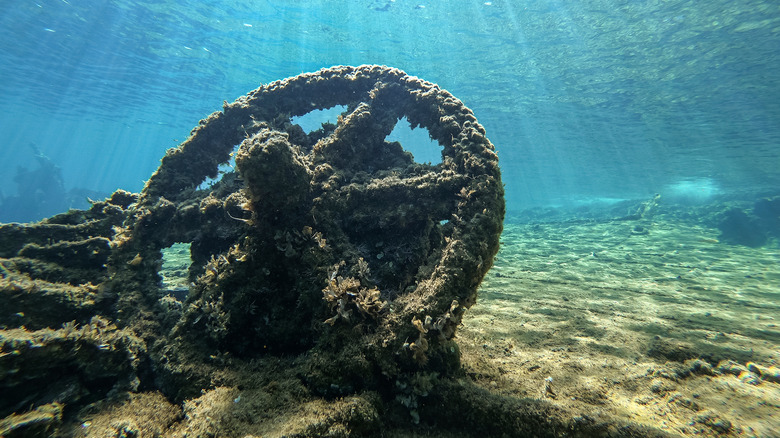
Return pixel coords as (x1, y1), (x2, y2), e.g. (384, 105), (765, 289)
(387, 116), (443, 165)
(160, 242), (192, 301)
(291, 105), (348, 134)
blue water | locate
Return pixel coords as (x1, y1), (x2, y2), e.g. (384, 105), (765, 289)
(1, 0), (778, 222)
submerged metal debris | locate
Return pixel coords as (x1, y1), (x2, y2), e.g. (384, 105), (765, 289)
(0, 65), (504, 433)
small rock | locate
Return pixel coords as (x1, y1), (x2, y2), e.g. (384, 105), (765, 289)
(686, 359), (715, 376)
(716, 360), (746, 377)
(738, 371), (761, 385)
(696, 411), (732, 434)
(650, 378), (676, 394)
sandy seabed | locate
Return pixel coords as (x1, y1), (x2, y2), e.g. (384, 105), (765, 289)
(459, 210), (779, 437)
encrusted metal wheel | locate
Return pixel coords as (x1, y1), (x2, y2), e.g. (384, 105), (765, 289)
(1, 66), (504, 409)
(112, 65), (504, 387)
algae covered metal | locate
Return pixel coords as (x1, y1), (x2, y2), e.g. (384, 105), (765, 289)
(0, 65), (504, 433)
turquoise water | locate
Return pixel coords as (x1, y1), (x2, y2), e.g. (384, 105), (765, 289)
(0, 0), (778, 221)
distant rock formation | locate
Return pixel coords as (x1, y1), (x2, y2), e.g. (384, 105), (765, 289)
(0, 143), (106, 223)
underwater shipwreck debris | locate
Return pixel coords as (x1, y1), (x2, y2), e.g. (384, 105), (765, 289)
(0, 65), (507, 432)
